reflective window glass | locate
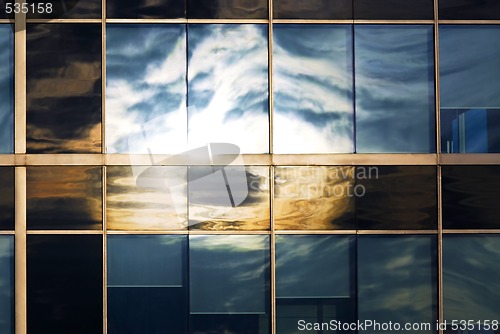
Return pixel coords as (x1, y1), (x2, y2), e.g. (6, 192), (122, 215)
(27, 235), (103, 334)
(273, 0), (352, 19)
(107, 235), (187, 334)
(107, 0), (185, 18)
(188, 0), (267, 18)
(443, 235), (500, 322)
(27, 166), (103, 230)
(106, 24), (187, 154)
(0, 236), (14, 334)
(442, 166), (500, 229)
(188, 166), (270, 230)
(440, 26), (500, 153)
(0, 167), (14, 230)
(439, 0), (500, 20)
(355, 25), (435, 153)
(189, 235), (270, 334)
(27, 0), (101, 19)
(26, 24), (102, 153)
(358, 235), (437, 332)
(356, 166), (437, 230)
(274, 167), (355, 230)
(354, 0), (434, 19)
(187, 24), (269, 153)
(0, 25), (13, 154)
(106, 166), (187, 230)
(273, 25), (354, 154)
(275, 235), (355, 333)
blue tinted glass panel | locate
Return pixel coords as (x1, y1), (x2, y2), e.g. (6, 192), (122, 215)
(354, 0), (434, 19)
(355, 25), (435, 153)
(188, 0), (267, 18)
(187, 24), (269, 153)
(358, 235), (437, 332)
(443, 235), (500, 322)
(0, 236), (14, 334)
(439, 0), (500, 20)
(189, 235), (270, 334)
(107, 0), (185, 18)
(0, 167), (14, 230)
(273, 25), (353, 153)
(106, 25), (187, 154)
(273, 0), (352, 19)
(0, 25), (13, 154)
(26, 0), (101, 19)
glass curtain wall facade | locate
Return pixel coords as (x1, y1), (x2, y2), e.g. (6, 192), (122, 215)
(1, 0), (500, 333)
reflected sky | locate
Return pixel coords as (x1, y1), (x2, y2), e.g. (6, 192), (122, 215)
(26, 24), (102, 153)
(355, 25), (435, 153)
(0, 25), (13, 154)
(0, 167), (14, 230)
(358, 235), (437, 330)
(274, 166), (355, 230)
(27, 166), (102, 230)
(106, 166), (187, 230)
(0, 236), (14, 334)
(188, 24), (269, 153)
(273, 25), (353, 153)
(443, 235), (500, 321)
(188, 0), (267, 18)
(189, 235), (269, 314)
(273, 0), (352, 19)
(106, 25), (187, 154)
(440, 26), (500, 109)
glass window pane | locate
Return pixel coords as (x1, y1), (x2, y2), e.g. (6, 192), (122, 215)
(273, 25), (354, 154)
(27, 0), (101, 19)
(354, 0), (434, 19)
(0, 167), (14, 230)
(106, 24), (187, 154)
(442, 166), (500, 229)
(187, 24), (269, 153)
(276, 235), (355, 334)
(107, 235), (187, 334)
(27, 166), (103, 230)
(443, 235), (500, 322)
(274, 167), (355, 230)
(26, 24), (102, 153)
(189, 235), (270, 334)
(107, 166), (187, 230)
(356, 166), (437, 230)
(439, 0), (500, 20)
(0, 236), (14, 334)
(358, 235), (437, 332)
(355, 25), (435, 153)
(0, 24), (13, 154)
(273, 0), (352, 19)
(188, 0), (267, 18)
(27, 235), (102, 334)
(188, 166), (270, 230)
(107, 0), (185, 18)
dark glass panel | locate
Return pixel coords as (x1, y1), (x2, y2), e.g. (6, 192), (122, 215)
(106, 166), (187, 230)
(0, 167), (14, 230)
(189, 235), (270, 334)
(443, 235), (500, 322)
(356, 166), (437, 230)
(354, 0), (434, 19)
(442, 166), (500, 229)
(26, 24), (101, 153)
(188, 166), (270, 230)
(439, 0), (500, 20)
(0, 236), (14, 334)
(187, 24), (269, 153)
(107, 0), (185, 18)
(0, 24), (14, 154)
(358, 235), (437, 332)
(273, 25), (354, 154)
(355, 25), (435, 153)
(275, 235), (355, 333)
(106, 24), (187, 154)
(107, 236), (187, 334)
(274, 167), (355, 230)
(273, 0), (352, 19)
(26, 0), (101, 19)
(188, 0), (267, 18)
(27, 235), (102, 334)
(27, 166), (103, 230)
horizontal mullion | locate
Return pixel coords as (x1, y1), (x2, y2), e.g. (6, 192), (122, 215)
(442, 229), (500, 234)
(26, 19), (102, 23)
(26, 230), (104, 234)
(438, 20), (500, 25)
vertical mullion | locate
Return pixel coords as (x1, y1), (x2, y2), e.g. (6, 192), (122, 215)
(101, 0), (107, 332)
(270, 166), (276, 334)
(14, 5), (26, 155)
(14, 167), (27, 334)
(268, 0), (273, 155)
